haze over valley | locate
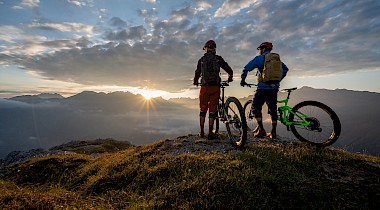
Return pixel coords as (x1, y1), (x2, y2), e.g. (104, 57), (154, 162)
(1, 87), (379, 158)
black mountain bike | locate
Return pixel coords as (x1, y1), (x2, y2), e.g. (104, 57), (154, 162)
(210, 81), (247, 148)
(243, 85), (341, 147)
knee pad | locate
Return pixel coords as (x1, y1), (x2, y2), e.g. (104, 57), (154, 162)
(199, 112), (206, 117)
(209, 112), (218, 119)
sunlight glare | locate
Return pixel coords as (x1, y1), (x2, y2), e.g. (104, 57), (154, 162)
(138, 89), (162, 100)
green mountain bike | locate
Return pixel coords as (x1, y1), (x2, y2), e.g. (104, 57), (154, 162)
(243, 85), (341, 147)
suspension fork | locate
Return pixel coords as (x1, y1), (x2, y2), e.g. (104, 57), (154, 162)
(219, 86), (226, 121)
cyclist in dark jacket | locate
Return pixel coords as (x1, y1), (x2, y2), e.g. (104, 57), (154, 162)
(240, 42), (289, 139)
(194, 40), (233, 140)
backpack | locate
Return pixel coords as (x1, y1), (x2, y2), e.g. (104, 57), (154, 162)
(258, 53), (283, 83)
(201, 53), (221, 85)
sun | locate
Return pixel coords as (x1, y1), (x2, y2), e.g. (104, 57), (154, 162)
(143, 94), (152, 100)
(138, 89), (161, 100)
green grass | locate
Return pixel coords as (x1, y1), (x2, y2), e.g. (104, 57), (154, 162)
(1, 141), (379, 209)
(49, 138), (133, 155)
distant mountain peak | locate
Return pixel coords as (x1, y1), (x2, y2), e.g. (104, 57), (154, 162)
(37, 93), (65, 99)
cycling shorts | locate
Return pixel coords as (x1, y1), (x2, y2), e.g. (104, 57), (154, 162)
(252, 89), (278, 118)
(199, 86), (220, 114)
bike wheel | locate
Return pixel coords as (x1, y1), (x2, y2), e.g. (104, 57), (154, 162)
(225, 97), (247, 148)
(243, 100), (257, 132)
(215, 118), (219, 133)
(215, 103), (223, 133)
(289, 101), (341, 147)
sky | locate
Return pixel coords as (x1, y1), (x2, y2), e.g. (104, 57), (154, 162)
(0, 0), (380, 100)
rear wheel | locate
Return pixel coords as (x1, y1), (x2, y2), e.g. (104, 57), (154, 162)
(225, 97), (247, 148)
(289, 101), (341, 147)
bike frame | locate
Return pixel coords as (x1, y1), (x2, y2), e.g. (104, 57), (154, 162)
(246, 84), (312, 127)
(277, 97), (311, 127)
(217, 81), (229, 122)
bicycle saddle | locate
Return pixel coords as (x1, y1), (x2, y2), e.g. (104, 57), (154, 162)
(282, 87), (298, 92)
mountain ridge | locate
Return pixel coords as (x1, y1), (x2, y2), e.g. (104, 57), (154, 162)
(0, 135), (379, 209)
(0, 87), (379, 158)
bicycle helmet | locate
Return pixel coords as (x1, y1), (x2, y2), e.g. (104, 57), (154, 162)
(257, 42), (273, 50)
(203, 40), (216, 50)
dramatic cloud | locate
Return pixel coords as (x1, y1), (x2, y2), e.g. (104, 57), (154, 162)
(1, 0), (380, 94)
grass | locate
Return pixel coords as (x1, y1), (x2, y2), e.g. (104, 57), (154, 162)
(1, 140), (379, 209)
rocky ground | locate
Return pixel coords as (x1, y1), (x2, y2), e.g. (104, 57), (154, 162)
(156, 132), (300, 156)
(0, 133), (299, 169)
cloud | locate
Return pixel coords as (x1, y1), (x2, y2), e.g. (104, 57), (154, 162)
(19, 40), (197, 91)
(12, 0), (40, 9)
(0, 25), (46, 43)
(138, 8), (159, 28)
(141, 0), (157, 4)
(29, 22), (94, 33)
(67, 0), (86, 7)
(105, 26), (147, 41)
(0, 23), (95, 57)
(215, 0), (258, 18)
(195, 1), (212, 11)
(108, 17), (128, 28)
(2, 0), (380, 93)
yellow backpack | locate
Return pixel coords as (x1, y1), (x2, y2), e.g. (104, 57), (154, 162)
(258, 53), (283, 83)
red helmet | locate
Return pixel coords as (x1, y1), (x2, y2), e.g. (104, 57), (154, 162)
(203, 40), (216, 50)
(257, 42), (273, 50)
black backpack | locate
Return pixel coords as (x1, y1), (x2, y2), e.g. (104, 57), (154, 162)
(200, 53), (221, 85)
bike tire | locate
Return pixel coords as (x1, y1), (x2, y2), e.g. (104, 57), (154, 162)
(289, 101), (341, 147)
(215, 118), (219, 133)
(243, 100), (257, 132)
(225, 97), (247, 148)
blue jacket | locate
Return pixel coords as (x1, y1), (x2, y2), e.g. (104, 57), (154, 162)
(241, 51), (289, 90)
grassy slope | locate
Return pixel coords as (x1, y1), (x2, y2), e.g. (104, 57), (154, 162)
(1, 140), (380, 209)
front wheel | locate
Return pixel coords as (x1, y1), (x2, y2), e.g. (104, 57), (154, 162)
(225, 97), (247, 148)
(289, 101), (341, 147)
(243, 100), (257, 133)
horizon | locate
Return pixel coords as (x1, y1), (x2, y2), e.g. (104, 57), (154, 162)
(2, 83), (380, 158)
(3, 85), (380, 101)
(1, 0), (380, 99)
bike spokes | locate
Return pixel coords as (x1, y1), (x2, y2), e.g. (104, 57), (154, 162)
(225, 97), (247, 148)
(243, 100), (256, 132)
(289, 101), (341, 146)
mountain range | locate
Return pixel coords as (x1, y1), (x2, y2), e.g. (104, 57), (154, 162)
(0, 87), (379, 158)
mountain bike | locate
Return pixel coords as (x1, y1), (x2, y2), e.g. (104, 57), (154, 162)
(208, 81), (247, 148)
(243, 85), (341, 147)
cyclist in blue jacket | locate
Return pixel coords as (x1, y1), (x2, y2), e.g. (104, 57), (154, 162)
(240, 42), (289, 139)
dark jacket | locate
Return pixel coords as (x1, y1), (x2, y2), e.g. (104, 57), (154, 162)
(194, 52), (233, 86)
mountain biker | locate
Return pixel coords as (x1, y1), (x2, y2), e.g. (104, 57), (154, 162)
(240, 42), (289, 139)
(193, 40), (234, 140)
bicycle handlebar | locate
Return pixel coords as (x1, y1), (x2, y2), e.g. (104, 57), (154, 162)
(196, 80), (231, 87)
(220, 80), (230, 87)
(243, 84), (298, 93)
(243, 83), (257, 88)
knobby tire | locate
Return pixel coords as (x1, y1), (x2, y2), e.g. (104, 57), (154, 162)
(289, 100), (341, 147)
(243, 100), (256, 132)
(225, 97), (247, 149)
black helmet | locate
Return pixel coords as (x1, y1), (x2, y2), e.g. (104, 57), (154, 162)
(203, 40), (216, 50)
